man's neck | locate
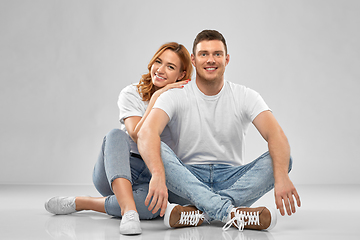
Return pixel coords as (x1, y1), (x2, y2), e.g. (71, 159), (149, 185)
(195, 77), (224, 96)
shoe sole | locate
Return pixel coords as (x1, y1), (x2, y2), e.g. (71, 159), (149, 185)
(120, 228), (142, 235)
(164, 203), (177, 228)
(266, 207), (277, 230)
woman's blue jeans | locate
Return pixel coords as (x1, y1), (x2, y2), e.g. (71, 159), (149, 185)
(92, 129), (189, 219)
(160, 142), (293, 222)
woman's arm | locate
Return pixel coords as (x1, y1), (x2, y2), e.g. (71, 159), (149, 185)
(124, 80), (188, 143)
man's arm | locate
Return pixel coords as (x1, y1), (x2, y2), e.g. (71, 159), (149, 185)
(137, 108), (170, 217)
(252, 110), (301, 216)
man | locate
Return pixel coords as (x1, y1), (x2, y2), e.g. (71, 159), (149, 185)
(137, 30), (301, 231)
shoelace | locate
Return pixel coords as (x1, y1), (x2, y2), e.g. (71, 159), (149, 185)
(60, 198), (75, 212)
(222, 210), (260, 231)
(123, 211), (138, 221)
(178, 210), (205, 226)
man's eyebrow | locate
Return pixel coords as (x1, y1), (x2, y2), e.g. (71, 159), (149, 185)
(197, 50), (224, 54)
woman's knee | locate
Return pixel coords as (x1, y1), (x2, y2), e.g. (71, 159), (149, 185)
(105, 129), (130, 149)
(106, 128), (127, 140)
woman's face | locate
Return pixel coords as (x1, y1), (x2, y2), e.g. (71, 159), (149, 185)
(151, 49), (185, 90)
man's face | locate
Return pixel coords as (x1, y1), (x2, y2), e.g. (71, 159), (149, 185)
(191, 40), (229, 83)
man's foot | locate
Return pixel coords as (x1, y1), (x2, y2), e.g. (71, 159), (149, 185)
(164, 203), (205, 228)
(222, 206), (277, 231)
(120, 210), (142, 235)
(45, 196), (78, 215)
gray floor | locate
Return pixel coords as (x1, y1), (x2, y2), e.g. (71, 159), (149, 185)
(0, 184), (359, 240)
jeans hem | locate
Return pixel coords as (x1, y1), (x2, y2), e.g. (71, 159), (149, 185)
(110, 174), (133, 187)
(222, 204), (235, 223)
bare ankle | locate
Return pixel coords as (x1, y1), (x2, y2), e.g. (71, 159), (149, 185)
(74, 196), (85, 211)
(121, 206), (138, 216)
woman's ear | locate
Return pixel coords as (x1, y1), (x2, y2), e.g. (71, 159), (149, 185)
(178, 70), (186, 81)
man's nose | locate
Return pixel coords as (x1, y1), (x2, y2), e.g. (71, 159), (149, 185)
(207, 55), (215, 63)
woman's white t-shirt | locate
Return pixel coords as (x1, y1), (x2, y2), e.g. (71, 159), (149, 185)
(117, 84), (174, 154)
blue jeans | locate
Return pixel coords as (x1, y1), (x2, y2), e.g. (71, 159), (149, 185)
(160, 142), (293, 222)
(92, 129), (189, 219)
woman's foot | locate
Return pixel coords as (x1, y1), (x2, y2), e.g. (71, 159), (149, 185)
(120, 210), (142, 235)
(45, 196), (78, 215)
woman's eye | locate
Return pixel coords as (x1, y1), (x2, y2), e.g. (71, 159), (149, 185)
(168, 65), (175, 70)
(155, 59), (161, 64)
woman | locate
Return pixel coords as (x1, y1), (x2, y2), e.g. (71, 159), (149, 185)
(45, 42), (193, 235)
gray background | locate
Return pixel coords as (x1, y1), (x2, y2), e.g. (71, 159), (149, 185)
(1, 0), (359, 185)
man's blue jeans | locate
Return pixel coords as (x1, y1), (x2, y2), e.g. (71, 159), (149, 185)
(160, 142), (293, 222)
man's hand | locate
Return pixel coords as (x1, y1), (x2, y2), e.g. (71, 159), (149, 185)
(274, 175), (301, 216)
(145, 173), (168, 217)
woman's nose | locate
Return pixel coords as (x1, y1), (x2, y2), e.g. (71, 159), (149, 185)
(157, 64), (165, 73)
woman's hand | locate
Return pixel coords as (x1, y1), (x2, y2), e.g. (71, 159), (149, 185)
(155, 79), (190, 96)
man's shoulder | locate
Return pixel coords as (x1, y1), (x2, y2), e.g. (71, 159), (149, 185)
(225, 80), (249, 92)
(163, 82), (193, 97)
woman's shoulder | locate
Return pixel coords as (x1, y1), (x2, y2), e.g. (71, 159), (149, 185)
(121, 83), (138, 93)
(120, 83), (141, 97)
(118, 83), (143, 102)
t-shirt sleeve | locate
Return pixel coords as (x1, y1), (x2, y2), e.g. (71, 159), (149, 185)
(117, 85), (146, 124)
(152, 89), (177, 121)
(244, 88), (271, 122)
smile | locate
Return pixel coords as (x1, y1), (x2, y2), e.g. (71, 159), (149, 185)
(155, 73), (166, 80)
(204, 67), (217, 71)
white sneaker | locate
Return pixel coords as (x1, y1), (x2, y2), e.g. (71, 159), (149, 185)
(120, 210), (142, 235)
(45, 196), (78, 215)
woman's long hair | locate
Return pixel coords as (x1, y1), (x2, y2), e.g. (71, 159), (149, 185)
(137, 42), (193, 102)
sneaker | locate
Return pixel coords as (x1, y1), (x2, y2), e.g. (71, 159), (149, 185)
(45, 196), (78, 215)
(164, 203), (205, 228)
(120, 210), (142, 235)
(222, 206), (277, 231)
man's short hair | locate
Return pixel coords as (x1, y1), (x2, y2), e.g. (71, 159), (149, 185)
(192, 30), (227, 55)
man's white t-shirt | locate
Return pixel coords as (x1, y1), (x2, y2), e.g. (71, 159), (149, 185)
(117, 84), (174, 154)
(153, 80), (270, 166)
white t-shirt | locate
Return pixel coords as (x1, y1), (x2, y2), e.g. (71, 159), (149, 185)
(117, 84), (174, 154)
(153, 80), (270, 166)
